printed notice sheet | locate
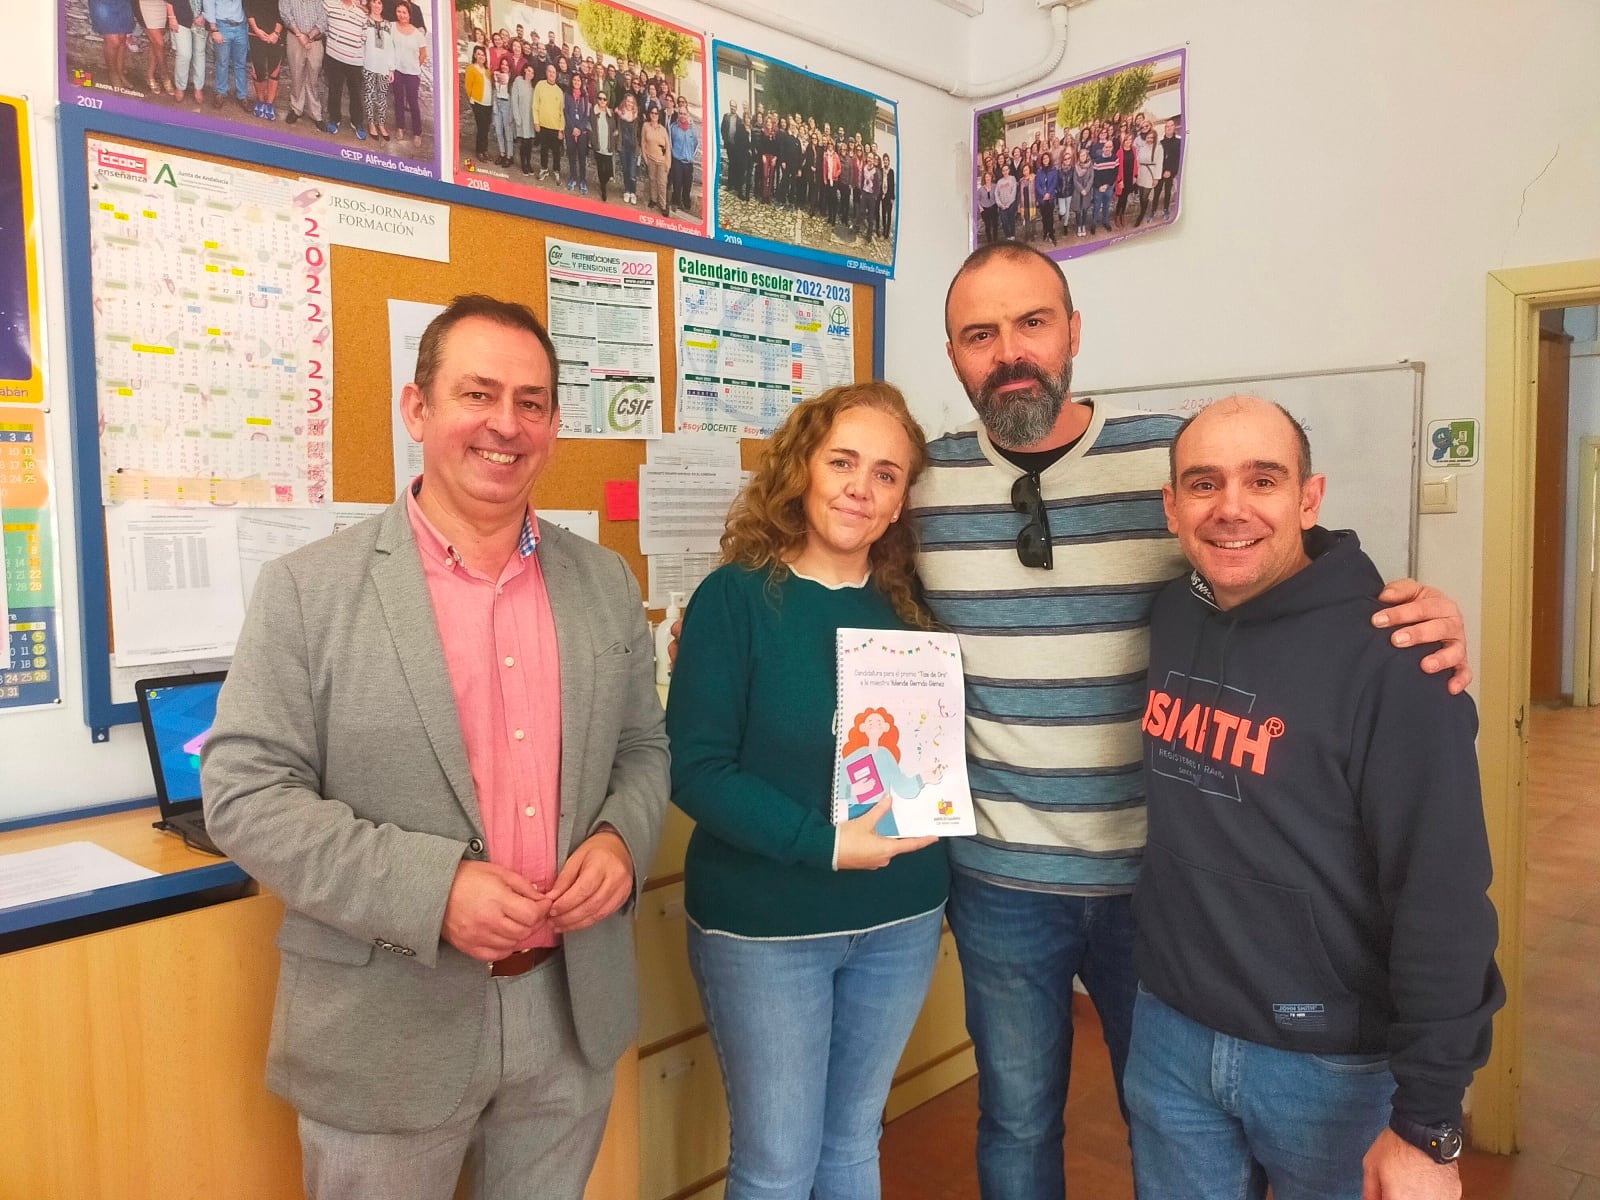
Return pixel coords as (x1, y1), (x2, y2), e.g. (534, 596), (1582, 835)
(316, 183), (450, 262)
(541, 510), (601, 544)
(646, 552), (719, 610)
(87, 139), (332, 505)
(638, 467), (742, 555)
(237, 508), (335, 604)
(388, 299), (445, 498)
(674, 250), (856, 438)
(103, 500), (382, 702)
(646, 432), (742, 473)
(106, 503), (246, 667)
(642, 435), (741, 605)
(0, 842), (159, 911)
(545, 238), (661, 440)
(832, 628), (974, 838)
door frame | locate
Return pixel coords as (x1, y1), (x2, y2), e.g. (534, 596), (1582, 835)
(1476, 259), (1600, 1152)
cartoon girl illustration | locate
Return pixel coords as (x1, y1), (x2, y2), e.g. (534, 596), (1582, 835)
(837, 707), (944, 837)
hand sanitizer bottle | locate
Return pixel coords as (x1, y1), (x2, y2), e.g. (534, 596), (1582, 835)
(655, 592), (685, 685)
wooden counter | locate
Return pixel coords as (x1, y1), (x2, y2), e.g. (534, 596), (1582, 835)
(0, 804), (636, 1200)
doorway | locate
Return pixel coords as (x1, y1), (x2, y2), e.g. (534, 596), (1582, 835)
(1476, 261), (1600, 1156)
(1530, 308), (1600, 709)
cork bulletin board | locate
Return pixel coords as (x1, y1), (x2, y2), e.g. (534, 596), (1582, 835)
(58, 107), (882, 733)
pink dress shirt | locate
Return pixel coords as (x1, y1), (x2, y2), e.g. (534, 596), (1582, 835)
(406, 480), (563, 950)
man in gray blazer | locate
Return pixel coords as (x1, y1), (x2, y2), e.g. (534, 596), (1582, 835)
(203, 294), (668, 1200)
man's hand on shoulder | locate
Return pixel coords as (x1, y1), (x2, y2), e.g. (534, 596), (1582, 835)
(547, 829), (635, 933)
(1362, 1128), (1460, 1200)
(1373, 579), (1472, 695)
(441, 859), (550, 962)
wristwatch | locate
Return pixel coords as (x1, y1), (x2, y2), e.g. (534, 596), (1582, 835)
(1389, 1112), (1464, 1164)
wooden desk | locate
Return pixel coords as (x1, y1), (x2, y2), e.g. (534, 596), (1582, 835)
(0, 809), (253, 945)
(0, 805), (638, 1200)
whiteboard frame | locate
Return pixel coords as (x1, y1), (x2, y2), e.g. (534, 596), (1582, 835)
(1085, 361), (1423, 579)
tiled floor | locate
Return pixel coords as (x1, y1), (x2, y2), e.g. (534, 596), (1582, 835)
(880, 703), (1600, 1199)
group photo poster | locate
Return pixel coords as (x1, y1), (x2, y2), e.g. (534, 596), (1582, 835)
(61, 0), (445, 180)
(711, 42), (898, 279)
(972, 48), (1186, 260)
(449, 0), (710, 236)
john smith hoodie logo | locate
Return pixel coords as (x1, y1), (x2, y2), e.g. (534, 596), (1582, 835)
(1140, 686), (1284, 780)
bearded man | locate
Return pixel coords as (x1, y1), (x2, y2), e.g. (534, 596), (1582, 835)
(905, 243), (1473, 1200)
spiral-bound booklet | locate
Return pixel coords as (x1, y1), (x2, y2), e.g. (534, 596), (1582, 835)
(831, 628), (975, 838)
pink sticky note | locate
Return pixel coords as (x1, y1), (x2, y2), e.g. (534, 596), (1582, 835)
(605, 480), (640, 521)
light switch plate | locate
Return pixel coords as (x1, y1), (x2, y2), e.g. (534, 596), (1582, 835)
(1419, 473), (1457, 514)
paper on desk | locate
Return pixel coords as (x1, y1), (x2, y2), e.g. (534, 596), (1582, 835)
(389, 300), (446, 499)
(647, 553), (720, 609)
(0, 841), (159, 912)
(646, 433), (742, 472)
(638, 467), (745, 555)
(106, 504), (247, 666)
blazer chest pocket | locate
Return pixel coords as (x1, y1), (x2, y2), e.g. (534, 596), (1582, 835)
(276, 914), (375, 966)
(594, 640), (634, 670)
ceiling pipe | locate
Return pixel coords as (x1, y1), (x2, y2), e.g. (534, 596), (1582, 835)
(694, 0), (1073, 101)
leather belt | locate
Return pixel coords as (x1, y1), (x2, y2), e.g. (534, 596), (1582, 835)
(490, 944), (559, 977)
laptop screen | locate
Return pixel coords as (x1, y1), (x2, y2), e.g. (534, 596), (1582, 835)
(136, 672), (227, 816)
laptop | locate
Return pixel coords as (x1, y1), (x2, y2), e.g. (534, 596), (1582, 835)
(135, 671), (228, 857)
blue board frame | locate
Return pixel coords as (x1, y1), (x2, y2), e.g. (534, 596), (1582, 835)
(709, 40), (899, 280)
(56, 103), (888, 738)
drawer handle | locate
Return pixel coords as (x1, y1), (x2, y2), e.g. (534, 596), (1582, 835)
(660, 1058), (695, 1080)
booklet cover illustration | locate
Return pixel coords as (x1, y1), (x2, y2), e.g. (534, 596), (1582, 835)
(832, 628), (974, 837)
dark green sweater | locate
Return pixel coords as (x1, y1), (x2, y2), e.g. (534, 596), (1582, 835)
(666, 564), (949, 937)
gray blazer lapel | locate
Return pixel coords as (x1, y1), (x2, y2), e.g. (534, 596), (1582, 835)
(540, 523), (595, 859)
(369, 499), (485, 838)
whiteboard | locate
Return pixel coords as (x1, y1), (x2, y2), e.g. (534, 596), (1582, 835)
(1086, 362), (1422, 583)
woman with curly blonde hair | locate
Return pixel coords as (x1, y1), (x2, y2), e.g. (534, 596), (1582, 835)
(719, 379), (931, 630)
(667, 380), (948, 1200)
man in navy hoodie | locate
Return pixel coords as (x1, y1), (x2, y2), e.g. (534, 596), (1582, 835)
(1126, 396), (1503, 1200)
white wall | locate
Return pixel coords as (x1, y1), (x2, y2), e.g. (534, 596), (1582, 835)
(0, 0), (973, 822)
(9, 0), (1600, 821)
(936, 0), (1600, 692)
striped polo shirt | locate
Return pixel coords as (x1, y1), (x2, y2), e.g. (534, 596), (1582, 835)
(323, 0), (366, 65)
(909, 403), (1187, 895)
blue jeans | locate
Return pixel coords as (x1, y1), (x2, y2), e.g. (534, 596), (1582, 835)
(212, 20), (248, 100)
(1091, 184), (1113, 230)
(945, 873), (1137, 1200)
(688, 907), (944, 1200)
(1125, 985), (1393, 1200)
(491, 99), (513, 159)
(620, 132), (638, 191)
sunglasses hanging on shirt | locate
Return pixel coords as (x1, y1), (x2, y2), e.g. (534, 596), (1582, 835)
(1011, 471), (1053, 570)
